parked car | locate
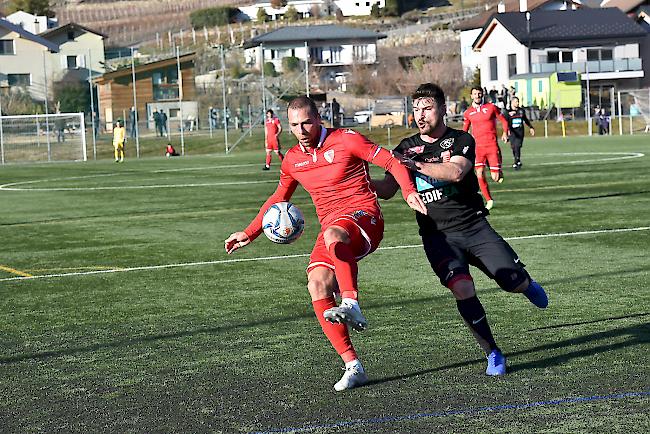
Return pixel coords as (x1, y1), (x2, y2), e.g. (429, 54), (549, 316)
(353, 110), (372, 124)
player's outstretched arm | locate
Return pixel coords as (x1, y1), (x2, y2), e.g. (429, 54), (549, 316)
(225, 232), (251, 254)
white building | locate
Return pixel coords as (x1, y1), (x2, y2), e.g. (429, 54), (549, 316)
(239, 0), (385, 21)
(454, 0), (581, 80)
(0, 18), (59, 102)
(5, 10), (57, 34)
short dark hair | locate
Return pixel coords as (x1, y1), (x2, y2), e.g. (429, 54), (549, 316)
(511, 96), (519, 102)
(288, 95), (319, 117)
(471, 86), (483, 93)
(412, 83), (445, 108)
(266, 109), (274, 115)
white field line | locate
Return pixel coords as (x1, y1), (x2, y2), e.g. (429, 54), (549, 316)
(1, 226), (648, 283)
(0, 152), (644, 192)
(537, 152), (644, 165)
(0, 180), (278, 191)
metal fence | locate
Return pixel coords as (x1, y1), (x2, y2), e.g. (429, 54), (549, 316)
(0, 113), (87, 164)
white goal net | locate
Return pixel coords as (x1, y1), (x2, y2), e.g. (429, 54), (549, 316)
(0, 113), (87, 164)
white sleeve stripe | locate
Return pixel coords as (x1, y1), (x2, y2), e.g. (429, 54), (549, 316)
(372, 147), (382, 159)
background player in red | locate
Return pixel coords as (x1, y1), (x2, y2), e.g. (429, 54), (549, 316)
(225, 96), (426, 391)
(462, 87), (509, 210)
(263, 109), (283, 170)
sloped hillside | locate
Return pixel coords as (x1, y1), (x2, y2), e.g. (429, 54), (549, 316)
(54, 0), (250, 46)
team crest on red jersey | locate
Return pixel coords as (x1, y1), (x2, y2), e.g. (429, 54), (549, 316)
(324, 149), (335, 163)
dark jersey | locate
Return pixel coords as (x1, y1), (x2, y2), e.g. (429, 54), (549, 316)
(504, 108), (532, 140)
(392, 127), (488, 233)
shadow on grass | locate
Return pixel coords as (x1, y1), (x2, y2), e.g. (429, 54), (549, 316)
(1, 265), (647, 366)
(366, 321), (650, 386)
(565, 190), (650, 201)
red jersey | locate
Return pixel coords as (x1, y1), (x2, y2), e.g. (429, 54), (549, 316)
(244, 127), (417, 241)
(462, 103), (508, 148)
(265, 117), (281, 143)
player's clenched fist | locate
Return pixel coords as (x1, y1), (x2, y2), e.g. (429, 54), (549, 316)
(224, 232), (251, 254)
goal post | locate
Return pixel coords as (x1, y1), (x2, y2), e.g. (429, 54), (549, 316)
(0, 112), (87, 164)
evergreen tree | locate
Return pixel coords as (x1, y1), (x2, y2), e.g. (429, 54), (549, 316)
(383, 0), (400, 16)
(284, 5), (299, 21)
(10, 0), (53, 17)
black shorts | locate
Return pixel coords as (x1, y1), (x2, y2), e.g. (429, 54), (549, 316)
(421, 218), (528, 291)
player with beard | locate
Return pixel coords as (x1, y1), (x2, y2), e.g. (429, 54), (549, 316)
(225, 96), (427, 390)
(372, 83), (548, 376)
(462, 87), (509, 210)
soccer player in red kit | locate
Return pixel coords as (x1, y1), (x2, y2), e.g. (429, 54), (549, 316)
(462, 87), (509, 210)
(225, 96), (427, 391)
(263, 109), (283, 170)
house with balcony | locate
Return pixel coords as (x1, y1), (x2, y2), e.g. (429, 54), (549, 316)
(243, 24), (386, 91)
(471, 8), (647, 110)
(93, 52), (197, 132)
(454, 0), (583, 80)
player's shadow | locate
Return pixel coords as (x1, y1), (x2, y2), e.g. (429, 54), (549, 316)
(366, 318), (649, 386)
(1, 266), (646, 365)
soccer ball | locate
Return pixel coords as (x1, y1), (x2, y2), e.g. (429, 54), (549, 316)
(262, 202), (305, 244)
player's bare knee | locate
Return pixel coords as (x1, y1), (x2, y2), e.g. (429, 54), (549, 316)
(308, 268), (336, 300)
(449, 278), (476, 300)
(323, 226), (350, 248)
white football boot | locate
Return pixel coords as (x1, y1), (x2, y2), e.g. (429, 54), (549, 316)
(323, 299), (367, 331)
(334, 361), (368, 391)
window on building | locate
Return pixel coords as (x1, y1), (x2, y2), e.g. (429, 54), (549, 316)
(330, 46), (342, 63)
(0, 39), (14, 55)
(547, 51), (560, 63)
(8, 74), (31, 86)
(489, 56), (498, 81)
(152, 67), (180, 101)
(538, 80), (543, 92)
(561, 51), (573, 63)
(587, 48), (613, 61)
(67, 31), (75, 41)
(353, 45), (368, 62)
(67, 55), (78, 69)
(508, 54), (517, 77)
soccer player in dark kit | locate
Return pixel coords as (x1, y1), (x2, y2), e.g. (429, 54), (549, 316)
(372, 83), (548, 376)
(504, 96), (535, 170)
(225, 96), (427, 391)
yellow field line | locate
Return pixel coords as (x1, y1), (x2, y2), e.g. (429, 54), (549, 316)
(24, 266), (124, 272)
(0, 264), (33, 277)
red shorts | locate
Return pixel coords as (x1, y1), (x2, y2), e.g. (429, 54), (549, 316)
(265, 138), (280, 151)
(307, 211), (384, 273)
(475, 146), (502, 172)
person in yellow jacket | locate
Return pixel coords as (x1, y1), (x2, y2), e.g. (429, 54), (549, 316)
(113, 120), (126, 162)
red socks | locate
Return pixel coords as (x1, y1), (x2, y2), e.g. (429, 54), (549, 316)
(328, 241), (359, 300)
(277, 151), (284, 161)
(312, 296), (357, 363)
(477, 173), (492, 201)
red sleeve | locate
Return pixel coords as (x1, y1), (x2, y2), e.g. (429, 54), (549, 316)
(243, 164), (298, 241)
(346, 131), (417, 200)
(494, 106), (509, 134)
(371, 148), (417, 200)
(462, 112), (471, 132)
(274, 118), (281, 127)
